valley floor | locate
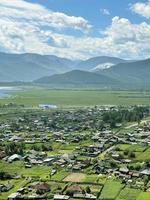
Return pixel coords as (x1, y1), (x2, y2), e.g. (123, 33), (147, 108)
(0, 89), (150, 199)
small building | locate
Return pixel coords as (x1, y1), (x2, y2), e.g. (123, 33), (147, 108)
(66, 185), (83, 196)
(54, 194), (70, 200)
(34, 182), (50, 194)
(8, 192), (21, 200)
(119, 166), (129, 174)
(73, 193), (97, 199)
(39, 104), (57, 110)
(140, 169), (150, 177)
(8, 154), (22, 163)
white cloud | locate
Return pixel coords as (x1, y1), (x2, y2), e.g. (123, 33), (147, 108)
(43, 16), (150, 60)
(0, 0), (150, 60)
(100, 9), (110, 16)
(130, 2), (150, 19)
(0, 0), (92, 32)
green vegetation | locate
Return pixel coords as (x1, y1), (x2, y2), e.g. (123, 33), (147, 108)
(51, 171), (69, 181)
(116, 144), (147, 152)
(136, 149), (150, 161)
(0, 161), (50, 178)
(0, 97), (150, 200)
(1, 88), (150, 107)
(0, 179), (28, 200)
(116, 187), (141, 200)
(99, 180), (123, 200)
(137, 192), (150, 200)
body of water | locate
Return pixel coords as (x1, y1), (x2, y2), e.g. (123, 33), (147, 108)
(0, 87), (17, 98)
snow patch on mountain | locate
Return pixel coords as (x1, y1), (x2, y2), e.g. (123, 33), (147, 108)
(92, 63), (114, 71)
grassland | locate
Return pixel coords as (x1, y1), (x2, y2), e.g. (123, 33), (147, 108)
(99, 180), (124, 200)
(0, 161), (51, 178)
(116, 144), (147, 152)
(116, 187), (141, 200)
(136, 192), (150, 200)
(1, 87), (150, 107)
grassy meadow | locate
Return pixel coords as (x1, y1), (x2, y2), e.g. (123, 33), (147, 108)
(0, 87), (150, 107)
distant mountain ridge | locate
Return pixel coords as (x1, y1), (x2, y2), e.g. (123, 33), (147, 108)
(0, 52), (77, 82)
(35, 58), (150, 89)
(75, 56), (130, 71)
(0, 52), (150, 89)
(0, 53), (131, 82)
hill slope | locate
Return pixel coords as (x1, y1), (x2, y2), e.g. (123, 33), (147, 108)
(34, 70), (119, 87)
(97, 58), (150, 88)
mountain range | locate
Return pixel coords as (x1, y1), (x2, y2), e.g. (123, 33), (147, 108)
(0, 52), (150, 89)
(0, 52), (77, 82)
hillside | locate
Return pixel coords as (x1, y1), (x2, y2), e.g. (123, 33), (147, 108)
(34, 70), (119, 87)
(98, 58), (150, 88)
(0, 53), (75, 82)
(35, 58), (150, 89)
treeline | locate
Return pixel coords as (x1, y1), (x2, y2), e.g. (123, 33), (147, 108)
(4, 142), (53, 156)
(5, 142), (25, 156)
(0, 103), (24, 108)
(102, 106), (149, 128)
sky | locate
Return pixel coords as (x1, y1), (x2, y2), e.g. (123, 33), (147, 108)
(0, 0), (150, 60)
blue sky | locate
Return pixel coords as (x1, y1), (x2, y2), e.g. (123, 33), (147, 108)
(0, 0), (150, 59)
(27, 0), (149, 31)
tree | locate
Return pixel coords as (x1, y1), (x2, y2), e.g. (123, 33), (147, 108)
(85, 186), (91, 193)
(5, 142), (25, 156)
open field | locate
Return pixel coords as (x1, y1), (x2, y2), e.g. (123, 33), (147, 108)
(116, 144), (147, 152)
(1, 88), (150, 107)
(136, 192), (150, 200)
(0, 161), (51, 178)
(63, 173), (86, 182)
(116, 187), (141, 200)
(99, 180), (124, 200)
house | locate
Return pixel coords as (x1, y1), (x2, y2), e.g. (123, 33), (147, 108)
(7, 192), (21, 200)
(119, 167), (129, 174)
(34, 182), (50, 194)
(73, 193), (97, 199)
(66, 185), (83, 196)
(0, 183), (13, 192)
(7, 154), (22, 163)
(54, 194), (70, 200)
(140, 169), (150, 177)
(51, 169), (57, 176)
(39, 104), (57, 110)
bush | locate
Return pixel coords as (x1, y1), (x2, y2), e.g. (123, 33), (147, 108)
(124, 150), (129, 156)
(86, 186), (91, 193)
(129, 152), (136, 158)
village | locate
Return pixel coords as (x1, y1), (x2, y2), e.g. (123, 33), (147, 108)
(1, 105), (150, 199)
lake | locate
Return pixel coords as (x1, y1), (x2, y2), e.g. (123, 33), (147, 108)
(0, 87), (17, 98)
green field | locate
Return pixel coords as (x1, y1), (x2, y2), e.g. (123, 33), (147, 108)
(116, 144), (147, 152)
(1, 88), (150, 107)
(136, 148), (150, 161)
(136, 192), (150, 200)
(99, 180), (124, 200)
(0, 160), (148, 200)
(116, 187), (141, 200)
(0, 161), (51, 178)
